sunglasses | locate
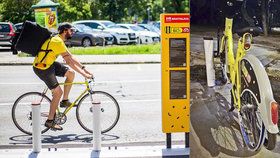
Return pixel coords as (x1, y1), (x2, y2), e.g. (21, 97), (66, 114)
(69, 28), (76, 32)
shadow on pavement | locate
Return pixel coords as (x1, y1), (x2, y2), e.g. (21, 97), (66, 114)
(28, 152), (38, 158)
(9, 133), (119, 145)
(91, 150), (100, 158)
(191, 87), (260, 157)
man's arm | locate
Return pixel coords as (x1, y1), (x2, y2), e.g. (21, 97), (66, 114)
(61, 52), (92, 78)
(65, 51), (92, 76)
(67, 52), (83, 68)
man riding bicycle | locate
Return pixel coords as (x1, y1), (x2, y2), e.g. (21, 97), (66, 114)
(33, 22), (93, 130)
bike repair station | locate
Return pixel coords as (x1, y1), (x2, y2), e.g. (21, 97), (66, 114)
(161, 13), (190, 149)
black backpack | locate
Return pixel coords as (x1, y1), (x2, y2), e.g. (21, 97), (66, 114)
(15, 21), (52, 56)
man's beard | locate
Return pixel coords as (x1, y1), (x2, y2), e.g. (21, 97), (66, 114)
(66, 32), (72, 40)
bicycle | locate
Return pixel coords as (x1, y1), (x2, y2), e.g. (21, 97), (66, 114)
(12, 78), (120, 135)
(217, 0), (279, 151)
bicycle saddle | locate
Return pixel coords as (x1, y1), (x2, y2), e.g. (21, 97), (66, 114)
(235, 26), (263, 37)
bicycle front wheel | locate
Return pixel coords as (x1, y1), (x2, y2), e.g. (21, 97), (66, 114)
(239, 89), (265, 151)
(76, 91), (120, 133)
(12, 92), (51, 135)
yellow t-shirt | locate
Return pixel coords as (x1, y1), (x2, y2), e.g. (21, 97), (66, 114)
(33, 34), (67, 70)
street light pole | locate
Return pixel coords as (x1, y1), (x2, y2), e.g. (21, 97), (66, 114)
(147, 7), (150, 23)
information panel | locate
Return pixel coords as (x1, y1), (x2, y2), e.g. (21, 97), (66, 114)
(169, 38), (186, 67)
(161, 13), (190, 133)
(170, 70), (186, 99)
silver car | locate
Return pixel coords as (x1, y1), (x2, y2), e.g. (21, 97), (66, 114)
(73, 24), (114, 45)
(66, 25), (103, 47)
(73, 20), (137, 44)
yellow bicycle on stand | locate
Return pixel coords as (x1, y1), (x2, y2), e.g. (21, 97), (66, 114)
(217, 0), (279, 151)
(12, 78), (120, 135)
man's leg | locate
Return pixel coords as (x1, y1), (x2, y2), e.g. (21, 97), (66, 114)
(48, 86), (63, 120)
(62, 69), (75, 100)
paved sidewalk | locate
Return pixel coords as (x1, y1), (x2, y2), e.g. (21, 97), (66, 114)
(0, 145), (189, 158)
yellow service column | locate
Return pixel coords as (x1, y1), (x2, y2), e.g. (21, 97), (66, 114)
(161, 13), (190, 148)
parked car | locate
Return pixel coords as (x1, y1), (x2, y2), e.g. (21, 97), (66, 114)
(138, 24), (161, 37)
(73, 20), (137, 44)
(117, 24), (160, 44)
(65, 25), (103, 47)
(73, 24), (114, 45)
(14, 22), (23, 30)
(0, 22), (16, 47)
(153, 21), (160, 30)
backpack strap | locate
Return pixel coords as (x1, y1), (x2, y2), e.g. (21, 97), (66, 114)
(35, 37), (53, 68)
(39, 37), (53, 63)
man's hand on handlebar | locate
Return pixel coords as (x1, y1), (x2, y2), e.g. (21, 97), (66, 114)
(83, 73), (93, 79)
(83, 68), (93, 77)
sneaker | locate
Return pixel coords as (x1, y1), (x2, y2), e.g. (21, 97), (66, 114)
(45, 120), (63, 131)
(60, 99), (76, 108)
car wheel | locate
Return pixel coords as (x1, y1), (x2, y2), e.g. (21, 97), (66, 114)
(82, 38), (92, 47)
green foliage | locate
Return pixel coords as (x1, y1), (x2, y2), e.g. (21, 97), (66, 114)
(0, 0), (36, 23)
(0, 0), (190, 24)
(163, 0), (190, 13)
(55, 0), (92, 22)
(68, 43), (161, 55)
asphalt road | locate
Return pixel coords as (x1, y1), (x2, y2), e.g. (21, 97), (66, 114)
(0, 64), (185, 148)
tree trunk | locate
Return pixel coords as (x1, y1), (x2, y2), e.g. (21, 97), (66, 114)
(261, 0), (268, 36)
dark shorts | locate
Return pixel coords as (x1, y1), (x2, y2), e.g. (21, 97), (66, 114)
(33, 62), (69, 90)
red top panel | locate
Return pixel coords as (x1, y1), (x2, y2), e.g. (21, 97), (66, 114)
(164, 14), (190, 23)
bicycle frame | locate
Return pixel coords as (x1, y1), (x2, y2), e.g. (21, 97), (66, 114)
(40, 79), (91, 115)
(219, 18), (248, 110)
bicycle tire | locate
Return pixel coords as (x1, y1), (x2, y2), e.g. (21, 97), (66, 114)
(264, 131), (277, 150)
(12, 92), (51, 135)
(76, 91), (120, 134)
(239, 89), (265, 151)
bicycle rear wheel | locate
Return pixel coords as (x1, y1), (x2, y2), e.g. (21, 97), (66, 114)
(239, 89), (265, 151)
(76, 91), (120, 133)
(12, 92), (51, 135)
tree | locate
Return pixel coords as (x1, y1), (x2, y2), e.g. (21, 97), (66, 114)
(162, 0), (189, 13)
(55, 0), (92, 22)
(261, 0), (268, 36)
(0, 0), (36, 23)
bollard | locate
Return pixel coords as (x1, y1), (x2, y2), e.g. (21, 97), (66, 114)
(92, 97), (101, 151)
(203, 37), (216, 87)
(32, 101), (41, 153)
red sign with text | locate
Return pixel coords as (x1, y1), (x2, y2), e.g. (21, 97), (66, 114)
(164, 15), (190, 23)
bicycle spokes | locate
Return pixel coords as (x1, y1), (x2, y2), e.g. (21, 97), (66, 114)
(240, 90), (265, 151)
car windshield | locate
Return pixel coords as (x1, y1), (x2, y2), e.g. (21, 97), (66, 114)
(101, 21), (115, 28)
(144, 25), (159, 32)
(107, 24), (123, 29)
(0, 24), (10, 32)
(129, 25), (145, 31)
(75, 24), (92, 32)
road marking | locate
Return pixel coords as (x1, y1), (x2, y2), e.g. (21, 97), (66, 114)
(0, 102), (13, 106)
(0, 99), (160, 106)
(118, 99), (160, 103)
(0, 80), (160, 85)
